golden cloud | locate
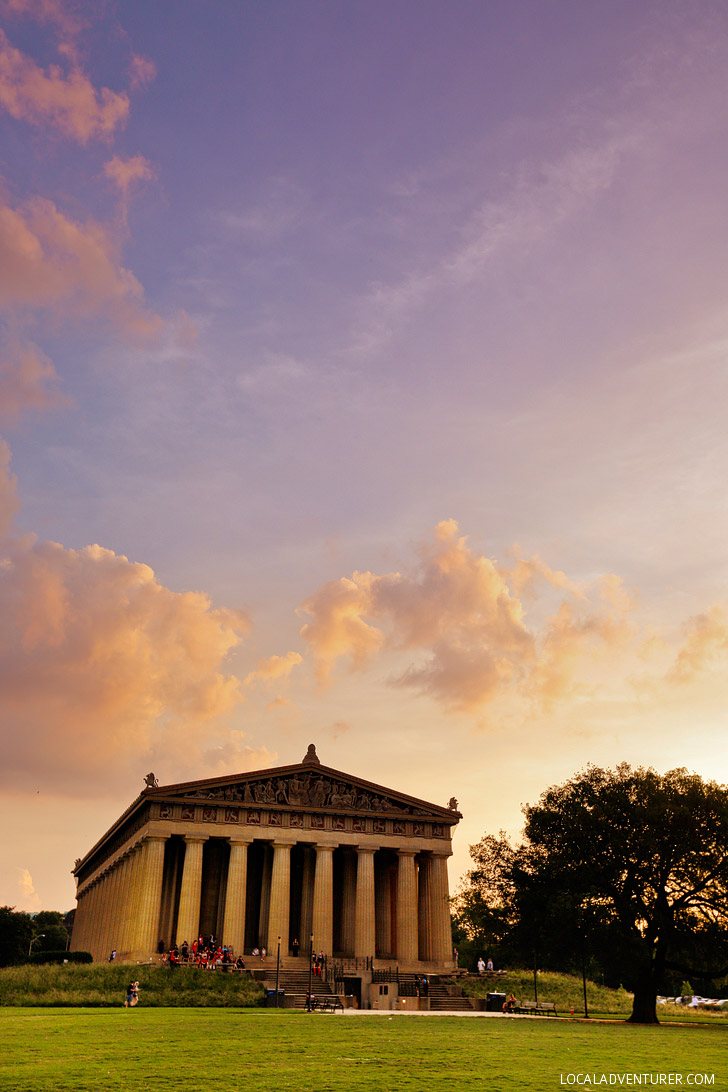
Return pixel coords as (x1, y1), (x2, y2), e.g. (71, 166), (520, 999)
(0, 509), (251, 792)
(244, 650), (303, 689)
(667, 607), (728, 684)
(299, 520), (634, 713)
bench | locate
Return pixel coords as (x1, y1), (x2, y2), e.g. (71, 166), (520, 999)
(516, 1000), (557, 1016)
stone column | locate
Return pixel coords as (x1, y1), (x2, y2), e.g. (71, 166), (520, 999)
(176, 836), (206, 946)
(222, 838), (250, 956)
(340, 850), (357, 956)
(418, 854), (434, 962)
(116, 847), (138, 957)
(354, 847), (376, 959)
(429, 852), (453, 964)
(300, 845), (315, 944)
(88, 873), (107, 960)
(395, 849), (419, 964)
(266, 841), (291, 954)
(103, 861), (122, 957)
(136, 836), (167, 958)
(121, 842), (146, 956)
(71, 886), (89, 953)
(375, 861), (393, 958)
(311, 843), (334, 957)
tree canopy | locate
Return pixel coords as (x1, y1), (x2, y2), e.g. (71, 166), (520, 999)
(455, 764), (728, 1023)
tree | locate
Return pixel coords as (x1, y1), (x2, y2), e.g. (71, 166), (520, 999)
(453, 833), (521, 969)
(32, 911), (69, 952)
(0, 907), (34, 966)
(459, 765), (728, 1023)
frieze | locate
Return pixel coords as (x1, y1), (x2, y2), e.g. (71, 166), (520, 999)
(225, 808), (239, 823)
(75, 803), (150, 883)
(177, 771), (430, 816)
(202, 807), (217, 822)
(181, 805), (195, 822)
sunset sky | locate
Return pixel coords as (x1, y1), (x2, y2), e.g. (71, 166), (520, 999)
(2, 0), (728, 916)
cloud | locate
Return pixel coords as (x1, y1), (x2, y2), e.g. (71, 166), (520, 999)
(17, 866), (40, 911)
(0, 196), (162, 338)
(0, 438), (19, 538)
(243, 650), (302, 689)
(3, 0), (84, 43)
(0, 334), (68, 422)
(104, 154), (157, 227)
(0, 28), (129, 142)
(104, 154), (156, 199)
(129, 54), (156, 91)
(352, 123), (640, 355)
(0, 517), (251, 793)
(666, 607), (728, 684)
(299, 520), (634, 713)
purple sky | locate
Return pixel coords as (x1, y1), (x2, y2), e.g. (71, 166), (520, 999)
(2, 0), (728, 913)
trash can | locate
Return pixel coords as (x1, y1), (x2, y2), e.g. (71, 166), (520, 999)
(486, 992), (506, 1012)
(265, 988), (285, 1007)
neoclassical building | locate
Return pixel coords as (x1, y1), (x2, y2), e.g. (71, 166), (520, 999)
(71, 745), (461, 973)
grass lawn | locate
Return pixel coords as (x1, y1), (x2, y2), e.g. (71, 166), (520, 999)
(1, 1009), (725, 1092)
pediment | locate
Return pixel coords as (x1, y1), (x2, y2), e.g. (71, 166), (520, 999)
(150, 763), (459, 822)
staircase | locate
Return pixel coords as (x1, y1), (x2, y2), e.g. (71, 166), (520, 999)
(249, 955), (342, 1010)
(384, 972), (476, 1012)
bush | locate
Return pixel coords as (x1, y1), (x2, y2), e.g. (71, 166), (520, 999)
(27, 950), (92, 965)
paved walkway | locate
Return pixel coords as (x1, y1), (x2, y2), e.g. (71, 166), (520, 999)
(338, 1009), (546, 1019)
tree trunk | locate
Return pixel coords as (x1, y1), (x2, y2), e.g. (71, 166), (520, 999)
(627, 972), (660, 1024)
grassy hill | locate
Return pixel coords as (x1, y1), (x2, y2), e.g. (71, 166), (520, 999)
(461, 968), (633, 1015)
(0, 962), (265, 1007)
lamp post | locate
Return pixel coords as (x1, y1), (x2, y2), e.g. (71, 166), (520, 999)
(307, 933), (314, 1011)
(28, 934), (45, 957)
(275, 935), (281, 1008)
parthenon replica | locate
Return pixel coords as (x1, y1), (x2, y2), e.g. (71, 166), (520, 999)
(71, 745), (461, 980)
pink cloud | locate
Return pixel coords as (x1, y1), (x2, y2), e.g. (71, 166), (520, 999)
(0, 28), (129, 143)
(104, 154), (156, 200)
(0, 335), (68, 422)
(0, 196), (162, 338)
(129, 53), (156, 90)
(0, 438), (19, 539)
(3, 0), (84, 40)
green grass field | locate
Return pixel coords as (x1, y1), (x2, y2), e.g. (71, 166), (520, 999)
(0, 1008), (725, 1092)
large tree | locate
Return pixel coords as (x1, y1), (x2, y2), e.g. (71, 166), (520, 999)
(459, 765), (728, 1023)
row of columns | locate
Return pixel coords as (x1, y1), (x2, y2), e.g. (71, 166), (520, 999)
(72, 834), (452, 965)
(72, 835), (167, 961)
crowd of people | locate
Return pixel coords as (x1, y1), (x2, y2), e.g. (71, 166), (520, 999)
(158, 935), (247, 971)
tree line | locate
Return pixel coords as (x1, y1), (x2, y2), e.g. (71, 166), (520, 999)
(452, 764), (728, 1023)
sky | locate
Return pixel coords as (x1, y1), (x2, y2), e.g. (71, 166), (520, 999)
(2, 0), (728, 915)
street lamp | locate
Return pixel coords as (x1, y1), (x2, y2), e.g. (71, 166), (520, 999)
(307, 933), (314, 1011)
(275, 935), (281, 1008)
(28, 934), (45, 957)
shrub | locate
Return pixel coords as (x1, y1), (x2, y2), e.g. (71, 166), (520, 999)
(27, 951), (92, 965)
